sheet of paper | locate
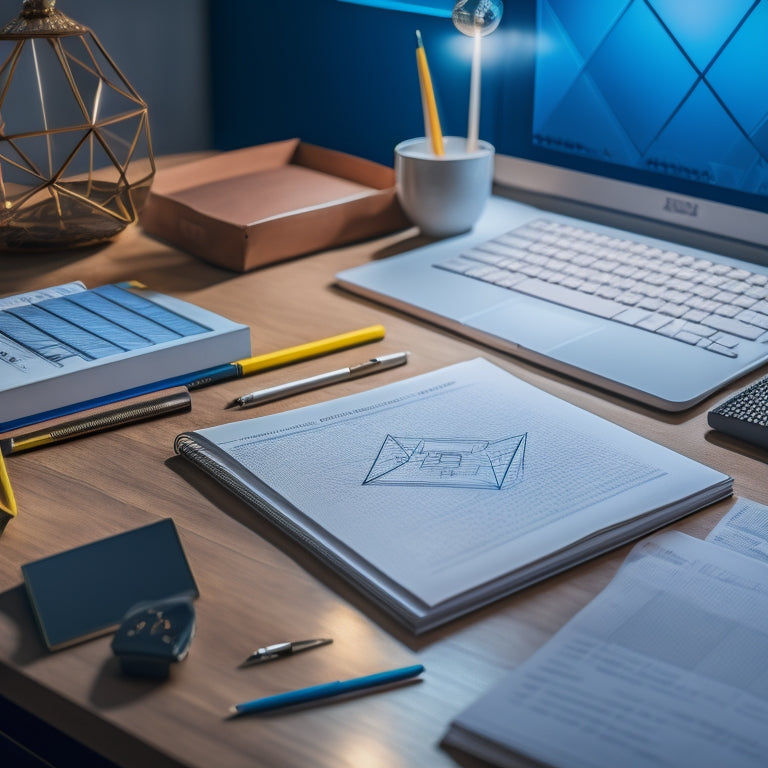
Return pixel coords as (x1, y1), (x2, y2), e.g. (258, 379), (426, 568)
(706, 497), (768, 563)
(0, 282), (87, 375)
(191, 358), (729, 608)
(0, 283), (211, 382)
(0, 281), (85, 309)
(446, 530), (768, 768)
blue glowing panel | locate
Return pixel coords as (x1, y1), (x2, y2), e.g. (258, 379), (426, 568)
(533, 0), (768, 197)
(336, 0), (452, 16)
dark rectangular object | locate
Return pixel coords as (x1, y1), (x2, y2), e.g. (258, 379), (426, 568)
(22, 519), (199, 651)
(707, 376), (768, 451)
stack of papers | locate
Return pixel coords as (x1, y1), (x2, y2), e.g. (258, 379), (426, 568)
(444, 505), (768, 767)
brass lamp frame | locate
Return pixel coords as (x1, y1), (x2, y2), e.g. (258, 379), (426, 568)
(0, 0), (155, 250)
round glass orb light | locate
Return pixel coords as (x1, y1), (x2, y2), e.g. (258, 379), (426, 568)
(0, 0), (155, 251)
(452, 0), (504, 37)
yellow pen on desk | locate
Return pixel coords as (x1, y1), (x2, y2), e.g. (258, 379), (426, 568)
(0, 451), (18, 535)
(415, 30), (444, 156)
(185, 325), (387, 389)
(239, 325), (387, 376)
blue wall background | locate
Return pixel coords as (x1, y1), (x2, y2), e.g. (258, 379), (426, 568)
(209, 0), (509, 166)
(0, 0), (509, 167)
(0, 0), (212, 155)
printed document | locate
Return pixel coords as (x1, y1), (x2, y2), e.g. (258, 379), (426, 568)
(706, 497), (768, 563)
(445, 530), (768, 768)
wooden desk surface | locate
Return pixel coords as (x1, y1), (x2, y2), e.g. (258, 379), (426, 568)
(0, 207), (766, 768)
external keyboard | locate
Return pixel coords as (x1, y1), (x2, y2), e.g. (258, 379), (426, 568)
(435, 218), (768, 358)
(708, 375), (768, 451)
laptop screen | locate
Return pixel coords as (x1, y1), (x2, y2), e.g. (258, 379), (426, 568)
(493, 1), (768, 257)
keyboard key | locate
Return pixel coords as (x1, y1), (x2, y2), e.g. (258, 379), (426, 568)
(682, 308), (708, 323)
(680, 320), (716, 338)
(639, 297), (664, 311)
(466, 265), (504, 279)
(711, 332), (740, 348)
(733, 295), (758, 309)
(711, 303), (741, 318)
(675, 331), (702, 345)
(494, 273), (528, 288)
(706, 343), (738, 357)
(511, 278), (624, 318)
(657, 318), (687, 337)
(701, 314), (764, 340)
(614, 307), (650, 325)
(659, 303), (688, 318)
(436, 258), (474, 274)
(738, 310), (768, 330)
(636, 313), (673, 332)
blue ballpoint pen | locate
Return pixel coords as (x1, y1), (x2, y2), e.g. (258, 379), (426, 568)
(227, 663), (425, 716)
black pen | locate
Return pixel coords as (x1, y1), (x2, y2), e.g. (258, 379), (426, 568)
(0, 387), (192, 455)
(226, 352), (409, 409)
(240, 638), (332, 667)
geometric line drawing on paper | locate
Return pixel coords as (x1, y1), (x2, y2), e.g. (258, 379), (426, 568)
(362, 434), (527, 489)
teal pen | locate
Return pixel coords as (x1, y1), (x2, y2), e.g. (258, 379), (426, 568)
(228, 664), (424, 716)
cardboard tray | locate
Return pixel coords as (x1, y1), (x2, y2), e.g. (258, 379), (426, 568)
(139, 139), (410, 272)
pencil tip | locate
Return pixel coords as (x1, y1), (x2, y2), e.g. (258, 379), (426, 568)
(416, 29), (423, 46)
(224, 400), (240, 410)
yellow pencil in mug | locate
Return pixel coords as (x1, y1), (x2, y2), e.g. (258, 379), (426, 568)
(415, 30), (444, 156)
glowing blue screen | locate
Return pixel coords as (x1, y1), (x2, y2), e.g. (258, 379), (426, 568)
(532, 0), (768, 200)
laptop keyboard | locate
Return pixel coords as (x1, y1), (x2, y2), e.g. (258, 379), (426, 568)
(435, 218), (768, 358)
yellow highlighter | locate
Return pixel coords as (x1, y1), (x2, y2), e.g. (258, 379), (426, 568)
(0, 451), (17, 535)
(236, 325), (387, 376)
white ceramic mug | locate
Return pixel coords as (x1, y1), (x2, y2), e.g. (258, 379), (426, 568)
(394, 136), (494, 237)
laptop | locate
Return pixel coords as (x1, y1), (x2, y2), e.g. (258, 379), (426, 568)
(336, 1), (768, 412)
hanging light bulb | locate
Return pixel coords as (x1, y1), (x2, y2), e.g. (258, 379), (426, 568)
(452, 0), (504, 38)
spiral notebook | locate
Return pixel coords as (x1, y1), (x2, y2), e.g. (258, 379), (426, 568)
(173, 358), (731, 633)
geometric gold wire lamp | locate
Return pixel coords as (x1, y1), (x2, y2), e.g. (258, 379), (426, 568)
(0, 0), (155, 250)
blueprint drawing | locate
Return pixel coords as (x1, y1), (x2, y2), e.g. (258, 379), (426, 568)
(363, 434), (527, 489)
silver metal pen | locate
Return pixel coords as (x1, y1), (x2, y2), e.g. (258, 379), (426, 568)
(239, 637), (332, 667)
(226, 351), (409, 409)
